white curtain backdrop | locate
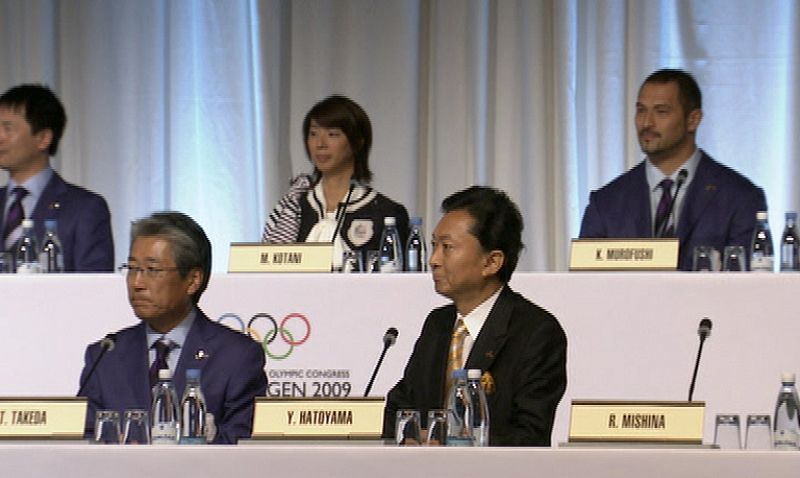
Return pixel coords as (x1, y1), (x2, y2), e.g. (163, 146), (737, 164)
(0, 0), (797, 271)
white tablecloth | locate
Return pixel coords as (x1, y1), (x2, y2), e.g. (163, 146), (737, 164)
(0, 272), (795, 444)
(1, 444), (799, 478)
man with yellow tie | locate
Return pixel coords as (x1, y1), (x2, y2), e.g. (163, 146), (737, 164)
(383, 186), (567, 446)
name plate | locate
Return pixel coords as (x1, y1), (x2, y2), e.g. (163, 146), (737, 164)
(570, 239), (679, 271)
(229, 243), (333, 272)
(0, 397), (86, 440)
(569, 400), (704, 444)
(251, 397), (384, 439)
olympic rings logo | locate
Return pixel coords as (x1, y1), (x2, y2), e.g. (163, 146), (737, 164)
(217, 312), (311, 360)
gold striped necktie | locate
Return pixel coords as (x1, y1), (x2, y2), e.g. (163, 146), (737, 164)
(444, 318), (468, 403)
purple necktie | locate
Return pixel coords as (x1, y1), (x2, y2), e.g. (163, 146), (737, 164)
(149, 339), (175, 387)
(3, 187), (28, 250)
(653, 179), (675, 237)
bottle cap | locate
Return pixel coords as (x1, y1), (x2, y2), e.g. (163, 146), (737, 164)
(21, 218), (34, 229)
(383, 216), (396, 226)
(452, 369), (467, 380)
(781, 372), (796, 384)
(44, 219), (57, 230)
(186, 368), (202, 381)
(467, 369), (482, 380)
(158, 368), (173, 380)
(411, 216), (423, 226)
(756, 211), (768, 221)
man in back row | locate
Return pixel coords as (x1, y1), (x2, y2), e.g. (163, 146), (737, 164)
(580, 69), (767, 270)
(0, 84), (114, 271)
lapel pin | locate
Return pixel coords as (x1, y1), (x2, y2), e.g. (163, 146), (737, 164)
(705, 184), (717, 191)
(194, 349), (210, 360)
(485, 351), (495, 360)
(50, 202), (61, 210)
(481, 371), (496, 395)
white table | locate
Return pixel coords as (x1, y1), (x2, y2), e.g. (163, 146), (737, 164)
(0, 272), (795, 444)
(1, 444), (798, 478)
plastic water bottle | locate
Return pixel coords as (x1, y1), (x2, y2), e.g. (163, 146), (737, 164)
(15, 219), (40, 273)
(378, 216), (403, 272)
(179, 368), (207, 444)
(39, 219), (64, 273)
(405, 216), (427, 272)
(750, 211), (774, 272)
(446, 369), (474, 446)
(466, 369), (490, 446)
(773, 372), (800, 449)
(780, 212), (799, 272)
(150, 368), (180, 444)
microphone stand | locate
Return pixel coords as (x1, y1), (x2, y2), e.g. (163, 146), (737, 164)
(331, 181), (356, 245)
(77, 336), (115, 396)
(688, 320), (711, 402)
(688, 336), (707, 402)
(364, 341), (390, 398)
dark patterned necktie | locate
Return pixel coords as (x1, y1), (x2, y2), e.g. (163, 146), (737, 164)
(3, 187), (28, 249)
(149, 339), (175, 387)
(653, 179), (675, 237)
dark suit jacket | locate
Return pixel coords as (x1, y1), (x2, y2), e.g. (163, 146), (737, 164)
(79, 309), (268, 444)
(383, 286), (568, 446)
(579, 152), (767, 270)
(0, 171), (114, 271)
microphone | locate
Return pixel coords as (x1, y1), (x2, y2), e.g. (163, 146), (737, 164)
(77, 333), (117, 396)
(688, 318), (712, 402)
(364, 327), (399, 397)
(331, 180), (357, 245)
(658, 169), (688, 238)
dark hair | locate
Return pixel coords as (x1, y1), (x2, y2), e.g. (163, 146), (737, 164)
(441, 186), (524, 283)
(0, 84), (67, 155)
(130, 211), (212, 304)
(642, 69), (702, 116)
(302, 95), (373, 183)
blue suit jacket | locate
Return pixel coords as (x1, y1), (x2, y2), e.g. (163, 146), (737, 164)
(579, 152), (767, 271)
(79, 310), (268, 444)
(0, 172), (114, 271)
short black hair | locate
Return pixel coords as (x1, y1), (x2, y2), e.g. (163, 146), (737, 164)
(130, 212), (212, 304)
(0, 84), (67, 156)
(302, 95), (373, 183)
(642, 69), (702, 116)
(441, 186), (524, 283)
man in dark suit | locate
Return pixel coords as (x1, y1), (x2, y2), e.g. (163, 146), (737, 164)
(0, 84), (113, 271)
(580, 69), (767, 271)
(383, 186), (567, 446)
(78, 212), (267, 444)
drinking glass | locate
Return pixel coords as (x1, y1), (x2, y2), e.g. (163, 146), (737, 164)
(365, 250), (381, 273)
(94, 410), (121, 444)
(714, 414), (741, 449)
(395, 410), (422, 446)
(693, 246), (717, 272)
(122, 409), (151, 444)
(0, 252), (12, 273)
(745, 414), (772, 450)
(426, 409), (448, 446)
(341, 250), (363, 273)
(723, 246), (746, 272)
